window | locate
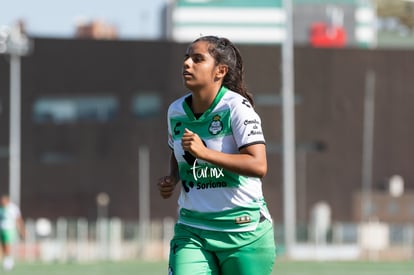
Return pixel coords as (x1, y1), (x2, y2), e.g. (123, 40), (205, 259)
(389, 224), (406, 245)
(39, 151), (75, 164)
(362, 201), (376, 217)
(410, 203), (414, 217)
(132, 93), (162, 118)
(33, 95), (119, 123)
(255, 94), (303, 107)
(387, 201), (399, 216)
(334, 223), (358, 243)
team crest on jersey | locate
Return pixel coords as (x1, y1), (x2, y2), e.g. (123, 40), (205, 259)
(208, 115), (223, 135)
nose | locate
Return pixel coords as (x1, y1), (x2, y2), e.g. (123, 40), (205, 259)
(183, 56), (192, 68)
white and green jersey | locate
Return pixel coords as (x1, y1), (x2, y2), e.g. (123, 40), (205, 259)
(167, 86), (271, 232)
(0, 203), (21, 231)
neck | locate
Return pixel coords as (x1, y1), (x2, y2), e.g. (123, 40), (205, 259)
(191, 85), (221, 113)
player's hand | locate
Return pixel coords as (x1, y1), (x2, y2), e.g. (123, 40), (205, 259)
(158, 175), (178, 199)
(181, 128), (206, 159)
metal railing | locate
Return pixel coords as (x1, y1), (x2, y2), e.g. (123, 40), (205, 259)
(15, 218), (414, 262)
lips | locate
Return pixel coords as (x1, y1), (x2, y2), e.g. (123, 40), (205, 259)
(183, 71), (192, 77)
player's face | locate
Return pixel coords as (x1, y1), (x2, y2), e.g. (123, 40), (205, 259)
(182, 41), (219, 90)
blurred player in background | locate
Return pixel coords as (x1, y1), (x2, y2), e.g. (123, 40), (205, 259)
(158, 36), (275, 275)
(0, 194), (25, 271)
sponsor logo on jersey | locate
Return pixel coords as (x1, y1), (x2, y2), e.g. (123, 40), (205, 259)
(245, 118), (263, 136)
(197, 181), (227, 189)
(208, 115), (223, 135)
(182, 180), (195, 193)
(191, 160), (224, 181)
(181, 159), (227, 193)
(182, 179), (228, 192)
(244, 119), (260, 126)
(248, 130), (263, 136)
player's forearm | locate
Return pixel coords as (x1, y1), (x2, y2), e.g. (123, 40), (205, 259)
(199, 146), (267, 178)
(169, 152), (180, 183)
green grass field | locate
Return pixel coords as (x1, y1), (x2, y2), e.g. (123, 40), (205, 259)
(7, 260), (414, 275)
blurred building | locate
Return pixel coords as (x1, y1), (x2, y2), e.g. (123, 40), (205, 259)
(376, 0), (414, 29)
(353, 191), (414, 223)
(164, 0), (376, 47)
(75, 20), (119, 40)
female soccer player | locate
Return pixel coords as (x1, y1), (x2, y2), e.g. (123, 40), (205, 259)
(158, 35), (275, 275)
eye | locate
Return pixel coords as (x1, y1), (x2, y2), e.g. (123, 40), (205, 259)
(192, 54), (203, 63)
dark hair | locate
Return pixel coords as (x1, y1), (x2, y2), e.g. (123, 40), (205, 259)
(193, 36), (254, 106)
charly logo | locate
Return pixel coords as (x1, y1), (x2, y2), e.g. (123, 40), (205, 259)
(208, 115), (223, 135)
(174, 122), (182, 135)
(242, 99), (251, 108)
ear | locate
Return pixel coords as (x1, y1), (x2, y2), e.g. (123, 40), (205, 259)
(215, 64), (228, 80)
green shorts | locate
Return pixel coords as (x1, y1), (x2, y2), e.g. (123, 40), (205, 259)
(0, 229), (17, 245)
(168, 219), (276, 275)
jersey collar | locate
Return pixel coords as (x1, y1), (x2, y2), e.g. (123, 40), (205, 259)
(183, 86), (228, 120)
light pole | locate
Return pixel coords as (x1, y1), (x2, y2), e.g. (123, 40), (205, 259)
(138, 145), (150, 256)
(281, 0), (296, 258)
(96, 192), (110, 260)
(0, 25), (32, 207)
(361, 70), (376, 220)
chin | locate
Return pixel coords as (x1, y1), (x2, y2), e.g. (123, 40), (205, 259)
(183, 81), (196, 91)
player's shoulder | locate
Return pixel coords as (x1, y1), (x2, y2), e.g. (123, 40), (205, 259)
(7, 203), (20, 214)
(168, 94), (187, 109)
(168, 93), (190, 114)
(222, 89), (254, 110)
(9, 202), (19, 210)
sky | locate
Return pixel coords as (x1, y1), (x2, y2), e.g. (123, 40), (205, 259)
(1, 0), (168, 39)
